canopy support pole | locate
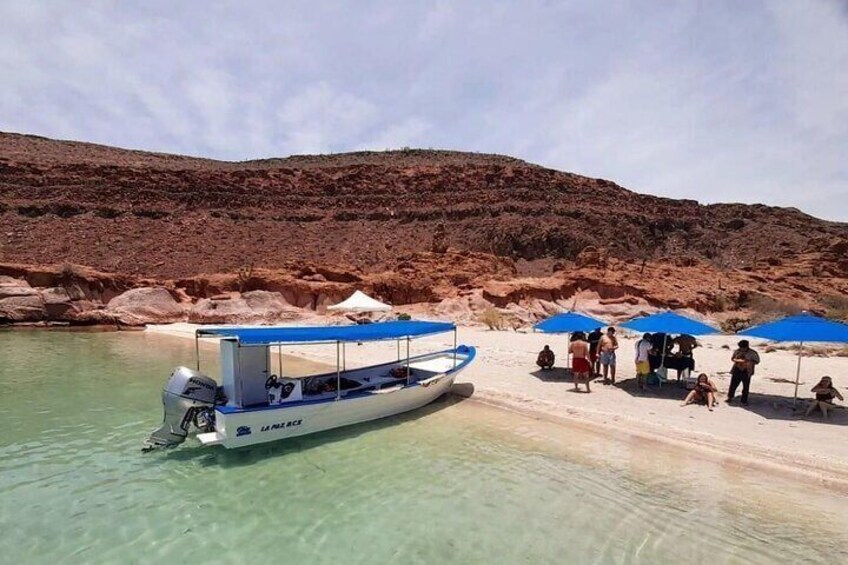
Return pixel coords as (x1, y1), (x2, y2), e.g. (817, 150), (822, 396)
(406, 337), (411, 385)
(342, 342), (346, 371)
(566, 334), (572, 372)
(453, 328), (457, 368)
(793, 341), (803, 408)
(397, 339), (401, 362)
(195, 334), (200, 371)
(278, 345), (282, 377)
(336, 341), (341, 401)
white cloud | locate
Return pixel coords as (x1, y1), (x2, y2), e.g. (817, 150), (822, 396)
(0, 0), (845, 220)
(276, 82), (378, 154)
(363, 117), (431, 150)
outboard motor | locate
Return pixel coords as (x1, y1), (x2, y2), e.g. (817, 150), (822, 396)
(145, 366), (218, 450)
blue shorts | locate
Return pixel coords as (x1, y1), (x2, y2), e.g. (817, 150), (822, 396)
(600, 351), (616, 366)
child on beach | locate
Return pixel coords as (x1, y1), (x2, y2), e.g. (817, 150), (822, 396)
(805, 376), (843, 418)
(681, 373), (718, 411)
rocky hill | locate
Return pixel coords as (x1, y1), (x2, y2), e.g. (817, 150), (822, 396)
(1, 131), (846, 326)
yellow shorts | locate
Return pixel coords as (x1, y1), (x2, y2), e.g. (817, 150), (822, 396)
(636, 361), (650, 374)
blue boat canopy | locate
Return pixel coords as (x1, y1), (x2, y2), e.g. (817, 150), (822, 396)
(196, 320), (455, 345)
(534, 312), (606, 334)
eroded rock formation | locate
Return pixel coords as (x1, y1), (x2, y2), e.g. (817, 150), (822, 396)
(1, 132), (846, 327)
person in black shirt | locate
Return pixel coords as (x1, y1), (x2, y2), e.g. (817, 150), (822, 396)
(536, 345), (555, 370)
(587, 327), (603, 375)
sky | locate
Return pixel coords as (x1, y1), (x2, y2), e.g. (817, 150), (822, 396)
(1, 1), (846, 221)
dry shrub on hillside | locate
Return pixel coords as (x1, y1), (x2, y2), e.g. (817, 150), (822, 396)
(59, 262), (87, 280)
(710, 293), (733, 312)
(766, 343), (844, 357)
(478, 307), (504, 330)
(236, 264), (255, 292)
(746, 294), (804, 324)
(720, 317), (750, 333)
(820, 294), (848, 322)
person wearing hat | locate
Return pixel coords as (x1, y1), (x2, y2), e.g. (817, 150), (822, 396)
(727, 339), (760, 405)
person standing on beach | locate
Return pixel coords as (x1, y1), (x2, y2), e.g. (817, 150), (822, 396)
(635, 333), (652, 390)
(569, 332), (592, 393)
(587, 327), (603, 375)
(727, 340), (760, 406)
(597, 327), (619, 385)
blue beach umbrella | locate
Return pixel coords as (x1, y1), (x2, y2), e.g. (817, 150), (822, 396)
(739, 313), (848, 406)
(621, 311), (720, 372)
(534, 312), (607, 334)
(534, 312), (607, 368)
(621, 311), (720, 336)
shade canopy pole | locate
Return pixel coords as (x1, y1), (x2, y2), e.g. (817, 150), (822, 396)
(793, 341), (804, 408)
(453, 328), (457, 368)
(195, 334), (201, 371)
(342, 342), (346, 371)
(406, 337), (411, 385)
(566, 334), (572, 370)
(397, 339), (401, 362)
(336, 341), (341, 400)
(278, 345), (282, 376)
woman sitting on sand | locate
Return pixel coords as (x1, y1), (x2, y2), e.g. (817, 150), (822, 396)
(806, 376), (843, 418)
(681, 373), (718, 411)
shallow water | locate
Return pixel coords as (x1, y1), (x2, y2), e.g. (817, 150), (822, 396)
(1, 330), (847, 564)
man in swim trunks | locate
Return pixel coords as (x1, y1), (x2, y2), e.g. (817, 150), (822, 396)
(569, 332), (592, 392)
(597, 327), (619, 385)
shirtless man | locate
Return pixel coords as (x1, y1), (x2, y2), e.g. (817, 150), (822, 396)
(569, 332), (592, 393)
(597, 327), (619, 385)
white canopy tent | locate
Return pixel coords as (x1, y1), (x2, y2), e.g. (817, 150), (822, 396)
(327, 290), (392, 313)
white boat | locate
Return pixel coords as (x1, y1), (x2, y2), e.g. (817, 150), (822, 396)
(145, 321), (476, 449)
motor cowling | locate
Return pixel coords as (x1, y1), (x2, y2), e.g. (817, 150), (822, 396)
(145, 366), (218, 449)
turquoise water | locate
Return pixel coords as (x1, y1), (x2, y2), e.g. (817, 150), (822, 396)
(1, 331), (847, 564)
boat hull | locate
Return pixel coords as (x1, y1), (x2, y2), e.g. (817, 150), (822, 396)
(202, 347), (475, 449)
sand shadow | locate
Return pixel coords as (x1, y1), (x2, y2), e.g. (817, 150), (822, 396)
(530, 367), (571, 382)
(530, 367), (600, 384)
(614, 375), (692, 400)
(727, 391), (848, 426)
(155, 386), (474, 467)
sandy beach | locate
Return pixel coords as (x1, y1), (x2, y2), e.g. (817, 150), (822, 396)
(147, 323), (848, 486)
